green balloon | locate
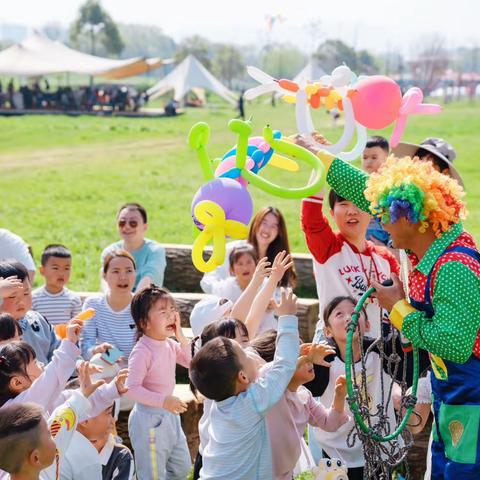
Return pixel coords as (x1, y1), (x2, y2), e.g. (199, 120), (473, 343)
(188, 122), (215, 181)
(240, 125), (326, 199)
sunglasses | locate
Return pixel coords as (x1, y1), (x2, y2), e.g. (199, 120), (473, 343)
(118, 219), (138, 228)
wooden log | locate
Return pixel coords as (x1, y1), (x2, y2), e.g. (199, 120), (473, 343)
(162, 243), (317, 298)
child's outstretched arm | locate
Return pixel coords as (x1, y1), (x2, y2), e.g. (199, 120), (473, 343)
(5, 320), (83, 411)
(248, 289), (299, 414)
(230, 257), (271, 322)
(306, 375), (349, 432)
(245, 251), (293, 339)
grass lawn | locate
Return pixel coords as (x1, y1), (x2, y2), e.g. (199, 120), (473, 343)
(1, 100), (479, 291)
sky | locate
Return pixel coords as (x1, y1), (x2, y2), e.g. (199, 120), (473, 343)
(0, 0), (477, 55)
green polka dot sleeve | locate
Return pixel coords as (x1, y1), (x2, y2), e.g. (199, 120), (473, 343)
(402, 261), (480, 364)
(327, 158), (371, 213)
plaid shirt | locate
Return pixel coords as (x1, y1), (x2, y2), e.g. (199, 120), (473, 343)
(327, 159), (480, 363)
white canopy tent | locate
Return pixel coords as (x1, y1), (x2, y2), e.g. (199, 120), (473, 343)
(293, 59), (327, 83)
(0, 31), (167, 78)
(147, 54), (236, 105)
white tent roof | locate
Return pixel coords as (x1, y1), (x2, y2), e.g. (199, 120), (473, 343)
(0, 30), (167, 78)
(147, 54), (236, 104)
(293, 59), (327, 83)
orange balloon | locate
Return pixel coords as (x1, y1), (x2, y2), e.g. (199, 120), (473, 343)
(278, 79), (299, 92)
(54, 324), (67, 339)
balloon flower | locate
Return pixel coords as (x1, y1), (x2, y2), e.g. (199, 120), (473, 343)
(244, 65), (442, 160)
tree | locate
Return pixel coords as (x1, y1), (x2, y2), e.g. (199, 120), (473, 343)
(212, 45), (245, 88)
(175, 36), (212, 69)
(70, 0), (124, 56)
(314, 39), (358, 72)
(261, 44), (306, 79)
(409, 34), (449, 94)
(118, 24), (176, 59)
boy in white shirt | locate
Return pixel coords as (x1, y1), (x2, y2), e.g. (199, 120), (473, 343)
(32, 245), (81, 327)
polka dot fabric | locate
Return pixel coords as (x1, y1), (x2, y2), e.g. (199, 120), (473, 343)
(327, 158), (480, 363)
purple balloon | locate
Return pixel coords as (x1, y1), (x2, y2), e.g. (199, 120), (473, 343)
(191, 178), (253, 230)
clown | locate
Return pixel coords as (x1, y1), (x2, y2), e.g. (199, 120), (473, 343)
(296, 138), (480, 480)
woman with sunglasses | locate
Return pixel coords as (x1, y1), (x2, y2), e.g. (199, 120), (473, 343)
(101, 203), (166, 292)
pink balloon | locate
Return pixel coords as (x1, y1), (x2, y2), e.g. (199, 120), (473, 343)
(390, 87), (442, 147)
(214, 155), (254, 188)
(350, 76), (402, 129)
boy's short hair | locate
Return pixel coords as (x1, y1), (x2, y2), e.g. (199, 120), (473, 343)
(328, 189), (347, 210)
(0, 402), (43, 473)
(0, 261), (29, 282)
(229, 244), (258, 269)
(365, 135), (389, 152)
(117, 202), (148, 223)
(41, 244), (71, 266)
(190, 337), (242, 401)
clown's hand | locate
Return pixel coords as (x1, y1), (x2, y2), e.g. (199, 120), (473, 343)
(371, 274), (405, 312)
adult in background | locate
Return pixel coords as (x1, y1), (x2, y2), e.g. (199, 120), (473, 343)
(101, 203), (166, 292)
(201, 206), (297, 293)
(0, 228), (36, 282)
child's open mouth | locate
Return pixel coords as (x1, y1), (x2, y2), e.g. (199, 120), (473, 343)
(347, 219), (359, 225)
(166, 322), (175, 331)
(117, 283), (130, 289)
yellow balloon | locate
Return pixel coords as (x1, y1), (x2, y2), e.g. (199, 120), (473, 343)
(268, 153), (300, 172)
(282, 95), (297, 104)
(192, 200), (249, 272)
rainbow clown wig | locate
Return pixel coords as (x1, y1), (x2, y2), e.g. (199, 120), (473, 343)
(364, 156), (466, 237)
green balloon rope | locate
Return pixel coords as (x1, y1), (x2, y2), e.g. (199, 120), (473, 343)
(345, 286), (419, 442)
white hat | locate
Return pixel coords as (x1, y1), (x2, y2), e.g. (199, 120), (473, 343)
(190, 296), (233, 337)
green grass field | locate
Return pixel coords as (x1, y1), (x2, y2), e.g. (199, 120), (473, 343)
(1, 100), (479, 291)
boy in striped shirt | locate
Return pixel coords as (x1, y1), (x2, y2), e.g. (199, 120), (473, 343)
(32, 245), (82, 326)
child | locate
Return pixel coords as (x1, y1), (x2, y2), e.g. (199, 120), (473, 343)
(305, 296), (400, 480)
(80, 250), (137, 364)
(61, 379), (135, 480)
(301, 184), (399, 340)
(0, 261), (60, 364)
(0, 365), (109, 480)
(32, 245), (82, 327)
(362, 136), (392, 247)
(0, 312), (22, 346)
(252, 330), (349, 479)
(189, 296), (233, 338)
(126, 286), (192, 480)
(362, 135), (389, 175)
(191, 317), (251, 480)
(189, 288), (300, 479)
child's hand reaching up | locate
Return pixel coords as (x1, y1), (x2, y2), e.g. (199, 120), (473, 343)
(333, 375), (347, 413)
(66, 319), (84, 344)
(0, 276), (23, 298)
(78, 361), (105, 398)
(252, 257), (272, 286)
(163, 395), (188, 414)
(270, 251), (294, 282)
(274, 288), (297, 316)
(114, 368), (129, 395)
(307, 342), (336, 367)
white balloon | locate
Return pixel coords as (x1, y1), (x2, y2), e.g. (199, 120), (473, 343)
(322, 97), (356, 153)
(336, 124), (367, 162)
(244, 83), (279, 100)
(295, 90), (314, 135)
(247, 66), (275, 84)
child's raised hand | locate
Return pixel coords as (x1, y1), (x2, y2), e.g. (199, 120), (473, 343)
(78, 361), (105, 398)
(66, 319), (83, 344)
(334, 375), (347, 399)
(0, 276), (23, 298)
(270, 251), (294, 282)
(308, 342), (336, 367)
(252, 257), (272, 283)
(274, 288), (297, 316)
(92, 342), (114, 355)
(114, 368), (129, 395)
(163, 395), (188, 414)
